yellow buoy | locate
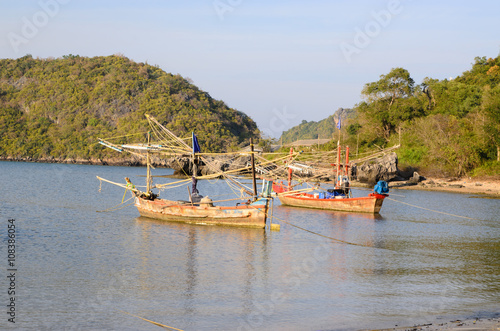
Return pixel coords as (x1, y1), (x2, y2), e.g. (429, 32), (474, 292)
(270, 223), (280, 231)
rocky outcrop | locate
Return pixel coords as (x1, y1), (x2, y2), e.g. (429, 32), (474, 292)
(1, 152), (425, 186)
(165, 155), (253, 176)
(352, 152), (423, 185)
(0, 154), (250, 176)
(165, 156), (192, 176)
(0, 155), (109, 165)
(407, 171), (424, 185)
(352, 152), (399, 185)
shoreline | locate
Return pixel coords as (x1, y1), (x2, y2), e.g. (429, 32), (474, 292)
(1, 157), (499, 196)
(372, 315), (500, 331)
(389, 176), (500, 197)
(0, 155), (152, 167)
(378, 314), (500, 331)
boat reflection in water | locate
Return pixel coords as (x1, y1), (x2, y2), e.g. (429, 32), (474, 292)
(133, 215), (280, 326)
(3, 160), (499, 330)
(129, 204), (395, 329)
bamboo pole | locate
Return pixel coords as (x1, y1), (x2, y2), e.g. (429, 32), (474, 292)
(287, 147), (293, 191)
(336, 144), (341, 187)
(96, 176), (140, 193)
(250, 138), (257, 201)
(345, 146), (350, 177)
(146, 132), (151, 194)
(277, 187), (317, 196)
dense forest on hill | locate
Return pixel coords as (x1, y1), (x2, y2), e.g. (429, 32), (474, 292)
(353, 56), (500, 177)
(0, 54), (259, 161)
(280, 108), (355, 144)
(1, 54), (499, 177)
(282, 55), (500, 178)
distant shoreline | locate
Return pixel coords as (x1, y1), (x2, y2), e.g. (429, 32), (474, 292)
(0, 156), (153, 167)
(1, 157), (499, 196)
(389, 176), (500, 197)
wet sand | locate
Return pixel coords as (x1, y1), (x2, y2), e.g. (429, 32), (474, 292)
(426, 317), (500, 330)
(374, 316), (500, 330)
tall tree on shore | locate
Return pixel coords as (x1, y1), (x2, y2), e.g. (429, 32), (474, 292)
(359, 67), (424, 141)
(482, 84), (500, 161)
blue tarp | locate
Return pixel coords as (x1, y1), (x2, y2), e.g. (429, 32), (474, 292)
(374, 180), (389, 194)
(318, 191), (345, 199)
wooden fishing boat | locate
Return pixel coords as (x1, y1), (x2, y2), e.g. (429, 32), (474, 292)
(273, 182), (386, 213)
(97, 115), (274, 229)
(133, 192), (270, 228)
(273, 145), (388, 214)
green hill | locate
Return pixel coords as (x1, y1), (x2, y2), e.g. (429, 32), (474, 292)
(0, 54), (259, 161)
(280, 108), (354, 144)
(284, 55), (500, 177)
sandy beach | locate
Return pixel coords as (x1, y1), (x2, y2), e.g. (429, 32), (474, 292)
(369, 316), (500, 331)
(389, 177), (500, 197)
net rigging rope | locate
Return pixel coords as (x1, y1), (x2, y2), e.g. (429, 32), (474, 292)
(119, 310), (184, 331)
(386, 197), (478, 220)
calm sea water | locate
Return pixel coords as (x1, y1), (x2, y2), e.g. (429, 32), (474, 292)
(0, 161), (499, 330)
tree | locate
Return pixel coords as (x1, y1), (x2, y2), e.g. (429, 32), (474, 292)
(362, 67), (415, 105)
(482, 85), (500, 161)
(347, 123), (361, 136)
(359, 68), (423, 142)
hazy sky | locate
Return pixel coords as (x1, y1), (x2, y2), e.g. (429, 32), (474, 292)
(1, 0), (499, 138)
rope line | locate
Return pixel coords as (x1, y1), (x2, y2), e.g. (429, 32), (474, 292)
(276, 217), (370, 248)
(267, 209), (471, 262)
(119, 310), (184, 331)
(155, 178), (192, 189)
(96, 196), (135, 213)
(99, 132), (146, 140)
(256, 203), (394, 250)
(387, 197), (477, 220)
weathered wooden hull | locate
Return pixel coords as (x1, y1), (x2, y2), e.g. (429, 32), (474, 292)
(134, 196), (268, 228)
(277, 193), (386, 213)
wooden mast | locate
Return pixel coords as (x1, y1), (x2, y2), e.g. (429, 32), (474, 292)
(336, 144), (341, 188)
(287, 147), (293, 191)
(336, 113), (341, 188)
(146, 131), (152, 194)
(250, 138), (257, 201)
(345, 146), (350, 177)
